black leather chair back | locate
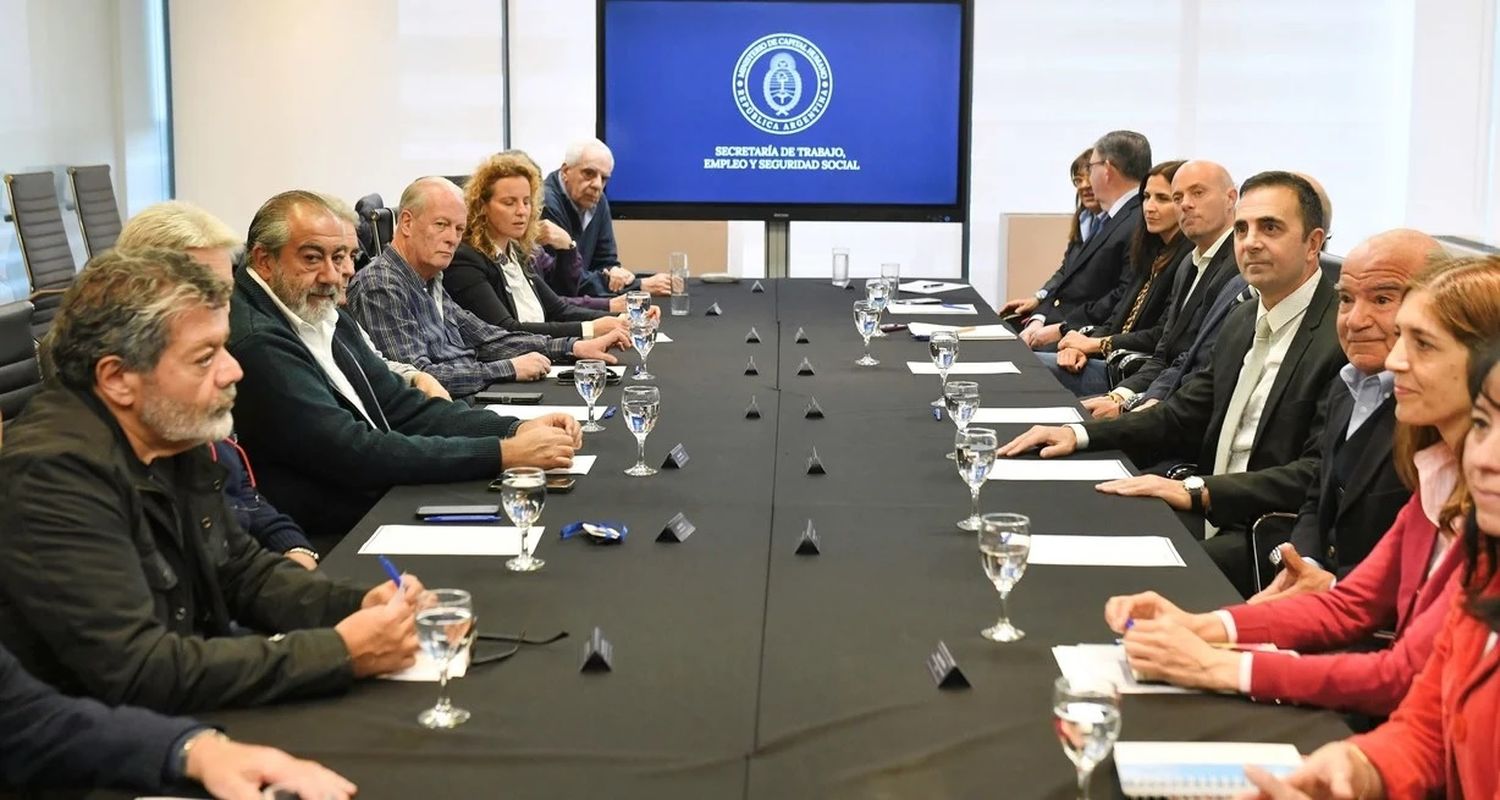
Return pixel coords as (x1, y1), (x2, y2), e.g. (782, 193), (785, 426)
(68, 165), (123, 259)
(1318, 252), (1343, 283)
(4, 172), (79, 337)
(0, 301), (42, 427)
(354, 193), (394, 270)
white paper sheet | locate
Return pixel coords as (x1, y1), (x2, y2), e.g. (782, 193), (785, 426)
(970, 406), (1083, 424)
(1052, 644), (1198, 695)
(380, 646), (471, 682)
(907, 361), (1019, 376)
(1029, 535), (1186, 567)
(547, 454), (596, 476)
(907, 322), (1017, 341)
(656, 332), (674, 343)
(886, 302), (978, 316)
(898, 280), (969, 295)
(357, 525), (535, 557)
(988, 459), (1132, 481)
(485, 404), (591, 421)
(548, 365), (626, 379)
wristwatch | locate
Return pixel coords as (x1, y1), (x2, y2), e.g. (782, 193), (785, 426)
(1183, 476), (1206, 514)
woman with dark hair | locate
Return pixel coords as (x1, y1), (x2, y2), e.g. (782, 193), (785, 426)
(1100, 256), (1500, 717)
(1043, 159), (1193, 396)
(1242, 331), (1500, 799)
(1068, 148), (1104, 248)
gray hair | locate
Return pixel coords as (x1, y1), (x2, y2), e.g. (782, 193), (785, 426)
(45, 249), (232, 390)
(1092, 130), (1153, 182)
(397, 177), (463, 221)
(246, 190), (357, 259)
(117, 201), (241, 254)
(563, 138), (613, 166)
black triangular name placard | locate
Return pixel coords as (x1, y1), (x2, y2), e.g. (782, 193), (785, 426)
(580, 627), (613, 673)
(806, 447), (826, 475)
(745, 356), (759, 375)
(797, 357), (815, 376)
(804, 397), (824, 419)
(661, 443), (690, 469)
(705, 302), (723, 316)
(927, 641), (969, 689)
(751, 280), (765, 293)
(745, 327), (761, 343)
(745, 396), (762, 419)
(794, 327), (810, 344)
(658, 512), (696, 542)
(796, 520), (821, 555)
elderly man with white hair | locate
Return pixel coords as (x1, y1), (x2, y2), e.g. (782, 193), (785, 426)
(541, 138), (672, 297)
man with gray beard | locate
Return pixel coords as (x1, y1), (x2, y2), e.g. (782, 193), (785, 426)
(0, 249), (422, 713)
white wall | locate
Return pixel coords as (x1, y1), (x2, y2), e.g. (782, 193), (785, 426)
(169, 0), (509, 235)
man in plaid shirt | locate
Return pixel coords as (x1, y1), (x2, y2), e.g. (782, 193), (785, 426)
(349, 177), (626, 399)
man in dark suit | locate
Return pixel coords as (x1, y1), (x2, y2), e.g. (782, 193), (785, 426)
(1251, 230), (1443, 603)
(999, 130), (1151, 349)
(1000, 172), (1347, 595)
(541, 138), (671, 299)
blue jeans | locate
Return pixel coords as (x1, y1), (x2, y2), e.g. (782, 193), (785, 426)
(1034, 352), (1112, 397)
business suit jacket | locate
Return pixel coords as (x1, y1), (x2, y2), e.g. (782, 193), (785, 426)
(542, 169), (625, 297)
(1289, 386), (1408, 575)
(445, 242), (606, 337)
(1083, 274), (1347, 529)
(1117, 240), (1241, 396)
(1035, 194), (1142, 331)
(1144, 271), (1251, 402)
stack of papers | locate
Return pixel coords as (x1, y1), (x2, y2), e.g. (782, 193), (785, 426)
(547, 454), (596, 475)
(1028, 535), (1186, 567)
(1114, 741), (1303, 798)
(381, 647), (472, 682)
(486, 404), (591, 421)
(358, 525), (533, 557)
(1052, 644), (1197, 695)
(907, 362), (1020, 376)
(907, 322), (1017, 341)
(898, 280), (969, 295)
(970, 407), (1082, 424)
(886, 302), (977, 316)
(547, 365), (625, 379)
(987, 459), (1132, 481)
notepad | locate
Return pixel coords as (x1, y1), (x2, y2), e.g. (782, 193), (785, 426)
(485, 404), (591, 421)
(970, 407), (1083, 424)
(547, 454), (596, 476)
(886, 302), (977, 315)
(988, 459), (1131, 481)
(358, 525), (535, 556)
(547, 365), (626, 379)
(1029, 535), (1185, 567)
(907, 322), (1017, 341)
(1051, 644), (1197, 695)
(907, 361), (1020, 376)
(898, 280), (969, 295)
(1114, 741), (1303, 798)
(380, 646), (471, 682)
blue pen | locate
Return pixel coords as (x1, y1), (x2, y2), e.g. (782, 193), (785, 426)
(377, 555), (403, 590)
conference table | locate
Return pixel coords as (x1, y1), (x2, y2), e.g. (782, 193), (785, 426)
(166, 279), (1350, 799)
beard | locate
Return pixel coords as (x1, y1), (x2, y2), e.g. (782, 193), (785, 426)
(266, 269), (342, 326)
(140, 384), (237, 445)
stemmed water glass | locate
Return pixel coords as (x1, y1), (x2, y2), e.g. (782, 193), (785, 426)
(1052, 676), (1123, 800)
(622, 385), (660, 477)
(954, 427), (997, 531)
(500, 467), (546, 572)
(575, 359), (607, 433)
(853, 300), (881, 366)
(415, 588), (476, 729)
(929, 329), (960, 408)
(630, 319), (658, 380)
(865, 278), (892, 337)
(942, 380), (979, 459)
(625, 291), (651, 326)
(977, 512), (1030, 642)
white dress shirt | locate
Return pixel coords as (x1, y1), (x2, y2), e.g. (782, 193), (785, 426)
(247, 269), (377, 427)
(1182, 227), (1234, 310)
(1338, 365), (1395, 440)
(497, 250), (547, 324)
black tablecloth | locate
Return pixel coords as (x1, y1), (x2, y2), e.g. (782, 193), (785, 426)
(162, 279), (1349, 799)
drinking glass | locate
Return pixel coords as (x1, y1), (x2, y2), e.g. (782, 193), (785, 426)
(415, 588), (476, 729)
(831, 247), (850, 287)
(575, 359), (607, 432)
(954, 427), (997, 531)
(865, 278), (892, 337)
(942, 380), (980, 459)
(622, 385), (660, 477)
(928, 330), (960, 408)
(629, 319), (658, 380)
(625, 291), (651, 326)
(500, 467), (546, 572)
(977, 512), (1030, 642)
(880, 261), (901, 291)
(1052, 676), (1123, 800)
(669, 252), (690, 316)
(852, 299), (880, 366)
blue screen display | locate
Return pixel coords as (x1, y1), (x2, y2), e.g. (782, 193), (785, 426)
(601, 1), (964, 208)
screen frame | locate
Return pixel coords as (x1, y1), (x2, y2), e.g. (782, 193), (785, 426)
(594, 0), (973, 223)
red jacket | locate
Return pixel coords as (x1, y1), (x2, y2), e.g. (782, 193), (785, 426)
(1225, 494), (1465, 715)
(1353, 567), (1500, 799)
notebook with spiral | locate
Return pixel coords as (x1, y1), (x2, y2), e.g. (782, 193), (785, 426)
(1114, 741), (1302, 798)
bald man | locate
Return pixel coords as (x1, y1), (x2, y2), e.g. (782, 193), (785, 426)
(1251, 229), (1444, 603)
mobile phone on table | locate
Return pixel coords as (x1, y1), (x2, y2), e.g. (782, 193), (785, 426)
(416, 504), (501, 523)
(475, 391), (544, 404)
(545, 476), (576, 493)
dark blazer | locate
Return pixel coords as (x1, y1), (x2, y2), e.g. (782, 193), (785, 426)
(1083, 273), (1347, 529)
(1145, 272), (1251, 402)
(1093, 235), (1194, 351)
(445, 242), (606, 337)
(1117, 238), (1240, 396)
(1289, 384), (1408, 575)
(0, 641), (203, 793)
(1035, 194), (1143, 331)
(0, 386), (366, 713)
(211, 439), (314, 556)
(229, 267), (520, 544)
(542, 169), (624, 297)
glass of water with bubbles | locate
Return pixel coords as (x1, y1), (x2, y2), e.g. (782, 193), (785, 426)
(575, 359), (607, 432)
(622, 385), (660, 477)
(1052, 676), (1122, 800)
(415, 588), (476, 729)
(630, 319), (658, 381)
(954, 427), (997, 531)
(942, 380), (979, 459)
(977, 512), (1030, 642)
(928, 329), (960, 408)
(852, 299), (880, 366)
(865, 278), (892, 337)
(625, 291), (651, 326)
(500, 467), (546, 572)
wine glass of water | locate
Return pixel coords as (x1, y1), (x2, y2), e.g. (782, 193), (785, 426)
(622, 385), (660, 477)
(1052, 676), (1122, 800)
(500, 467), (546, 572)
(853, 300), (881, 366)
(416, 588), (476, 729)
(954, 427), (997, 531)
(865, 278), (892, 337)
(977, 512), (1030, 642)
(625, 291), (651, 326)
(630, 319), (658, 381)
(942, 380), (980, 459)
(928, 329), (960, 408)
(575, 359), (607, 433)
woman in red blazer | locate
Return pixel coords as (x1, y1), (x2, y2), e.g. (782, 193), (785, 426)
(1101, 257), (1500, 715)
(1240, 331), (1500, 800)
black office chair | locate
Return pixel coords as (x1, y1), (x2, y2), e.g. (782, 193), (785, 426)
(1249, 511), (1298, 591)
(1318, 252), (1344, 283)
(67, 164), (123, 259)
(3, 171), (79, 338)
(353, 193), (394, 270)
(0, 301), (43, 431)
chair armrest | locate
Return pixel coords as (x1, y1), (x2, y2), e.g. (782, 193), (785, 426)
(1250, 512), (1299, 590)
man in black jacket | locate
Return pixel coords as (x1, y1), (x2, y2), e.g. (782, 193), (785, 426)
(0, 250), (419, 713)
(1000, 172), (1348, 594)
(542, 138), (671, 298)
